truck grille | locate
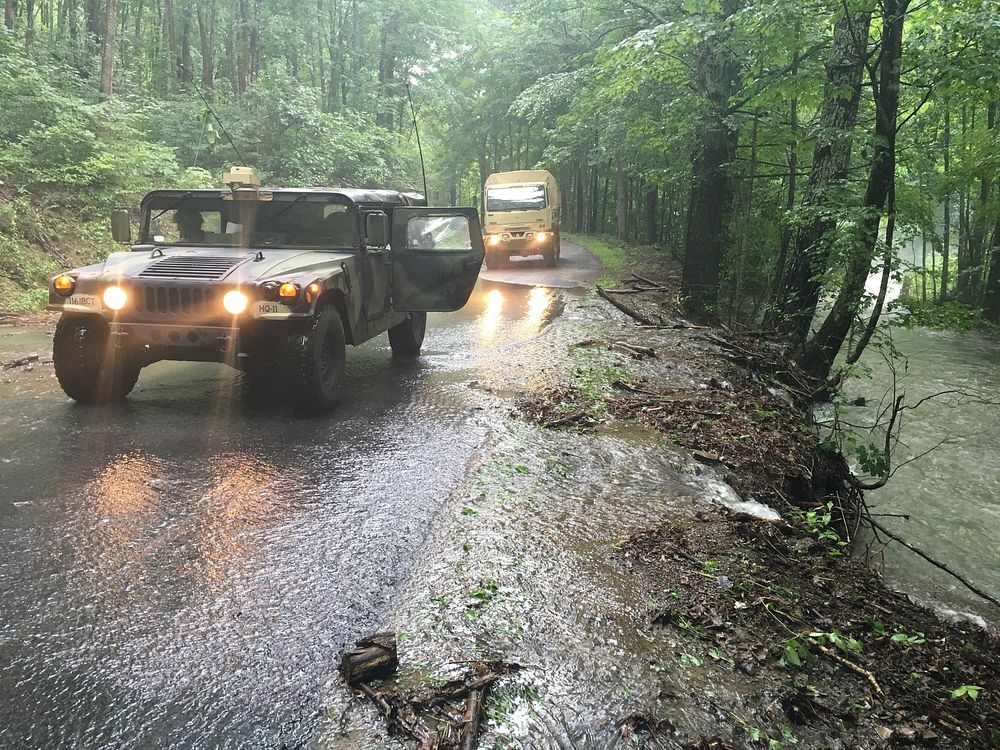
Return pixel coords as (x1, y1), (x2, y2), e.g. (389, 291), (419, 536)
(134, 285), (220, 315)
(139, 256), (244, 280)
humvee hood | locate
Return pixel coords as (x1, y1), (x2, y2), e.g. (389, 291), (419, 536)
(97, 248), (354, 283)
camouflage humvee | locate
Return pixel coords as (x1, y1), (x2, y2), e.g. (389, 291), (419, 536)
(47, 167), (485, 414)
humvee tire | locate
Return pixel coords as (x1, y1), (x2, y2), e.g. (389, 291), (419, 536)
(388, 311), (426, 356)
(284, 305), (346, 415)
(53, 316), (140, 403)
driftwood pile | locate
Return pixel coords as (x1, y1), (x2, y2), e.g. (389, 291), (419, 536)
(339, 632), (519, 750)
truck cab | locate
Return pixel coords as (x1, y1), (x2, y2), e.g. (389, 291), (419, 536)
(47, 168), (485, 414)
(482, 170), (561, 269)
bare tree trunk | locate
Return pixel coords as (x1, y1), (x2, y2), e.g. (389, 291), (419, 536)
(616, 158), (628, 242)
(98, 0), (118, 100)
(645, 184), (657, 245)
(941, 99), (951, 301)
(681, 0), (743, 321)
(4, 0), (13, 30)
(983, 219), (1000, 323)
(848, 178), (895, 364)
(798, 0), (909, 381)
(196, 0), (215, 95)
(773, 8), (872, 343)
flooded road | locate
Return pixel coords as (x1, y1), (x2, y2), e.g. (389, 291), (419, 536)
(0, 248), (598, 748)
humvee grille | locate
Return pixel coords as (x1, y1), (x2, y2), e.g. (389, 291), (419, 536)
(139, 256), (244, 280)
(134, 285), (220, 315)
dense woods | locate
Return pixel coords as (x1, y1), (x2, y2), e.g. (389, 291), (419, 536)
(1, 0), (999, 379)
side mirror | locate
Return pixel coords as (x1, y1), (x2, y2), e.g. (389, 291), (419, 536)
(365, 212), (388, 248)
(111, 207), (132, 244)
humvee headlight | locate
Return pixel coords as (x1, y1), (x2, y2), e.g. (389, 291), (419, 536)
(305, 282), (322, 304)
(223, 290), (249, 315)
(53, 274), (75, 296)
(278, 283), (299, 299)
(537, 232), (548, 241)
(102, 285), (127, 310)
(487, 235), (501, 246)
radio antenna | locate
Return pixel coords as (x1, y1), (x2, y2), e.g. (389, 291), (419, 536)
(182, 64), (247, 167)
(406, 82), (429, 201)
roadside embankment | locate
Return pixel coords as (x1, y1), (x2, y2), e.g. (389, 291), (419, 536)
(332, 238), (998, 749)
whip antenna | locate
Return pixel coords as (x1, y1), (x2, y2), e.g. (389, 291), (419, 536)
(181, 64), (247, 167)
(406, 82), (429, 201)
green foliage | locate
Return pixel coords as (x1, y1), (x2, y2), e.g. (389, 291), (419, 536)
(949, 684), (982, 701)
(890, 298), (994, 332)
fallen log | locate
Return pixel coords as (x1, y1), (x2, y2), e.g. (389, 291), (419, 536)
(459, 689), (483, 750)
(339, 632), (399, 686)
(596, 287), (660, 326)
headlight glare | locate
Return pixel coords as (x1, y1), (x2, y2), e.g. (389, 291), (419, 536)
(102, 286), (127, 310)
(223, 290), (249, 315)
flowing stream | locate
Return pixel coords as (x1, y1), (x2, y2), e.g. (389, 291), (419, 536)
(840, 247), (1000, 624)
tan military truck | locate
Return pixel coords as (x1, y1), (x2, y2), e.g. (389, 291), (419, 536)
(482, 170), (560, 269)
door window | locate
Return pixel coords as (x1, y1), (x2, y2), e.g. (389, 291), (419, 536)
(405, 216), (473, 251)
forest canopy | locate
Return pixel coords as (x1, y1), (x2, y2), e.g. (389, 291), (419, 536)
(1, 0), (999, 376)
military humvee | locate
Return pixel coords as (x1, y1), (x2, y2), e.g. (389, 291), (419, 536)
(47, 167), (485, 414)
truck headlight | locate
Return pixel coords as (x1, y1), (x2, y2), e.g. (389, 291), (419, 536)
(536, 232), (548, 241)
(53, 274), (75, 296)
(487, 235), (501, 246)
(103, 286), (127, 310)
(223, 290), (249, 315)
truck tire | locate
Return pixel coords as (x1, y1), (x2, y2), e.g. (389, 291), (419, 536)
(284, 306), (346, 415)
(542, 243), (557, 268)
(53, 315), (140, 403)
(388, 311), (426, 355)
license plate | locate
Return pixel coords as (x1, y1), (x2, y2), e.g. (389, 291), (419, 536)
(253, 301), (292, 317)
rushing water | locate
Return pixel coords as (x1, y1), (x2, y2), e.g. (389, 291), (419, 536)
(847, 325), (1000, 624)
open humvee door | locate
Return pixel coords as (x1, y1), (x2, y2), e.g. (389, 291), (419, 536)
(390, 207), (485, 311)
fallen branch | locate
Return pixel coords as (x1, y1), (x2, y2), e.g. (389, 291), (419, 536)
(809, 638), (884, 700)
(596, 286), (660, 326)
(2, 354), (40, 370)
(867, 516), (1000, 610)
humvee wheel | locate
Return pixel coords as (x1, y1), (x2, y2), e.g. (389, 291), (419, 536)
(388, 312), (427, 356)
(284, 306), (346, 415)
(53, 316), (140, 404)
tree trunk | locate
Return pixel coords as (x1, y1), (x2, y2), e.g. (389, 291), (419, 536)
(4, 0), (13, 30)
(941, 100), (951, 301)
(196, 0), (214, 94)
(966, 101), (995, 301)
(798, 0), (908, 381)
(983, 219), (1000, 323)
(98, 0), (118, 100)
(616, 158), (628, 242)
(773, 8), (872, 343)
(848, 178), (896, 364)
(645, 185), (657, 245)
(680, 0), (743, 321)
(575, 159), (585, 233)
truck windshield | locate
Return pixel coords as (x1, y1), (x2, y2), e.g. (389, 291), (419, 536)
(486, 185), (546, 212)
(143, 195), (358, 249)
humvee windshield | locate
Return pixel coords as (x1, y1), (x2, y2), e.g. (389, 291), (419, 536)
(143, 195), (358, 249)
(486, 185), (547, 212)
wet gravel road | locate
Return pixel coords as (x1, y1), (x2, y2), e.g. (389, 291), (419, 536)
(0, 245), (600, 749)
